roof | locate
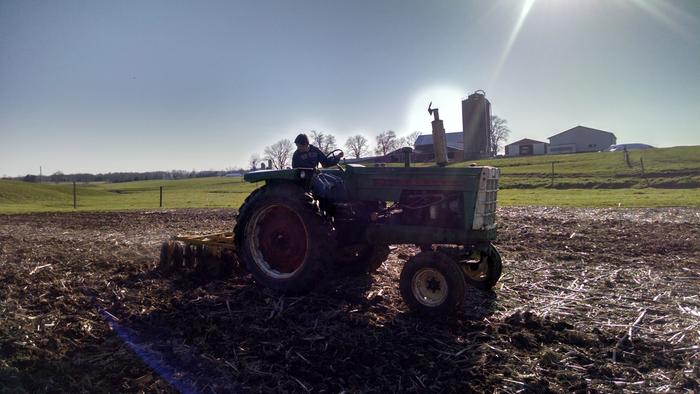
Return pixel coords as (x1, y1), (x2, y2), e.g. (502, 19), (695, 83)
(415, 132), (464, 150)
(412, 144), (464, 153)
(506, 138), (546, 146)
(549, 125), (615, 140)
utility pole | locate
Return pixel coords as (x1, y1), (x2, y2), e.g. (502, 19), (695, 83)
(39, 166), (42, 183)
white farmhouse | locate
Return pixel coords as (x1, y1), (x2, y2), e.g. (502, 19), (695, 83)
(548, 126), (616, 154)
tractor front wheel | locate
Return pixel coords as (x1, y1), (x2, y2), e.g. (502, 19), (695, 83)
(462, 244), (502, 290)
(399, 251), (466, 316)
(234, 184), (333, 293)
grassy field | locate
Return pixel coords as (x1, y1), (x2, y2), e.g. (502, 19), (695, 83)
(497, 188), (700, 207)
(1, 146), (699, 213)
(442, 145), (700, 189)
(0, 177), (257, 214)
(371, 146), (700, 188)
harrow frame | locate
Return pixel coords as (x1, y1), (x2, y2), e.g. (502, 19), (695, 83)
(172, 232), (235, 251)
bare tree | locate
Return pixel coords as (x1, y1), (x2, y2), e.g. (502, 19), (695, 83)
(345, 134), (369, 159)
(322, 134), (337, 153)
(398, 131), (421, 148)
(374, 130), (398, 156)
(310, 130), (324, 148)
(489, 115), (511, 156)
(249, 154), (261, 170)
(309, 130), (337, 154)
(264, 139), (294, 169)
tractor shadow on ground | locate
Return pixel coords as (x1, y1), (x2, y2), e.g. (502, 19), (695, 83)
(104, 264), (501, 392)
(459, 286), (498, 320)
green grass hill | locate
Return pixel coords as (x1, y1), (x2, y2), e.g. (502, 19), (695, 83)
(1, 146), (698, 213)
(461, 145), (700, 189)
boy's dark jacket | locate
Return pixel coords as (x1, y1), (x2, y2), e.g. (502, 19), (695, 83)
(292, 145), (339, 168)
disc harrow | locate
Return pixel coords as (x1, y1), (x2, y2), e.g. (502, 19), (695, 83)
(158, 232), (237, 277)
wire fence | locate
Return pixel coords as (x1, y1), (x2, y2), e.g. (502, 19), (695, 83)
(497, 151), (699, 189)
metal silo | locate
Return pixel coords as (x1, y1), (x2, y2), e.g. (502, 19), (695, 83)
(462, 90), (492, 160)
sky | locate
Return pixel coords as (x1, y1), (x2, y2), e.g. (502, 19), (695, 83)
(1, 0), (699, 176)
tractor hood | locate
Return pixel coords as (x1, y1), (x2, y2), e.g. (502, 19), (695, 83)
(244, 168), (316, 183)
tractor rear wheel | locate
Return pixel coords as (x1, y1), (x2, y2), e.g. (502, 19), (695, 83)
(400, 251), (466, 316)
(234, 184), (334, 293)
(333, 243), (390, 275)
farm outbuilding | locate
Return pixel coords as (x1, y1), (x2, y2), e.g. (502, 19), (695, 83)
(548, 126), (616, 154)
(504, 138), (548, 157)
(413, 132), (465, 162)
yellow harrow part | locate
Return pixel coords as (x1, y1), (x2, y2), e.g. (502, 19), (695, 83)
(158, 232), (237, 276)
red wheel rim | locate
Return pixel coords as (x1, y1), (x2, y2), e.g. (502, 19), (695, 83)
(251, 205), (308, 276)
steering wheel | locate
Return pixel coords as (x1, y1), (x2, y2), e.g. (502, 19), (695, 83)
(326, 149), (344, 161)
(325, 149), (345, 169)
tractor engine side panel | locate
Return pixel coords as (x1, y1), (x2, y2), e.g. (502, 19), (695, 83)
(341, 166), (484, 230)
(397, 190), (464, 229)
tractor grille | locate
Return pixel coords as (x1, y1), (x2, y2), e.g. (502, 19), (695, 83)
(472, 167), (499, 230)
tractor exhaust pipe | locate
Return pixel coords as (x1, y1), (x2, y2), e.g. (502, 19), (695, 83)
(428, 102), (448, 167)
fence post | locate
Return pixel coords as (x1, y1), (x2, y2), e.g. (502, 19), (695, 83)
(73, 181), (77, 209)
(640, 158), (645, 187)
(551, 162), (555, 187)
(160, 186), (163, 208)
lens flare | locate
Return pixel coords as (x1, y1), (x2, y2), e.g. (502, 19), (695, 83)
(489, 0), (537, 89)
(629, 0), (699, 43)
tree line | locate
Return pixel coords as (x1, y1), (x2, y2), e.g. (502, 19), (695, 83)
(251, 130), (424, 170)
(10, 117), (511, 180)
(252, 116), (510, 169)
(9, 169), (244, 184)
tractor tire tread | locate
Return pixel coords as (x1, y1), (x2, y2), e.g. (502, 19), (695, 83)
(234, 183), (334, 293)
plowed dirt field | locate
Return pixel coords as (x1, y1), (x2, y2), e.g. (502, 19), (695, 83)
(1, 208), (698, 393)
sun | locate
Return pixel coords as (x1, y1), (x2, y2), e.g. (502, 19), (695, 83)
(405, 85), (465, 134)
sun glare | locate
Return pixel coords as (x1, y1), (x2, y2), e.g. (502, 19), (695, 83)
(405, 85), (465, 134)
(488, 0), (537, 89)
(629, 0), (698, 43)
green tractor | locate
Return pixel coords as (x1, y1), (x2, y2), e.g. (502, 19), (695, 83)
(234, 105), (500, 316)
(162, 103), (501, 316)
(235, 161), (501, 316)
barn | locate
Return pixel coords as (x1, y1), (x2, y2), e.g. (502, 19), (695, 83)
(413, 132), (464, 162)
(548, 126), (616, 154)
(504, 138), (548, 156)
